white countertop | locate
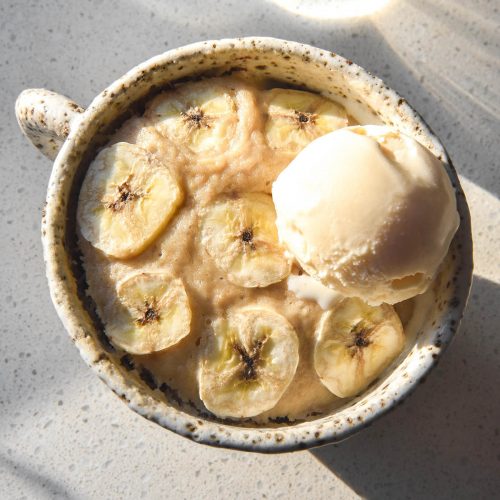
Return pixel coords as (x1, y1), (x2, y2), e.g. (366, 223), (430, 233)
(1, 0), (498, 498)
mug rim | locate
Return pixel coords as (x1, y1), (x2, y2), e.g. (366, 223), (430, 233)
(41, 37), (473, 453)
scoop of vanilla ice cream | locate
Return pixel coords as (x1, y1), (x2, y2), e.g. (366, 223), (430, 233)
(272, 125), (459, 305)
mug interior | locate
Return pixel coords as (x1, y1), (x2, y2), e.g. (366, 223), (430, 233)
(47, 38), (472, 452)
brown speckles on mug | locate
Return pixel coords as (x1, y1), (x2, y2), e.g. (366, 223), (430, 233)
(120, 354), (135, 371)
(186, 422), (196, 433)
(17, 37), (473, 454)
(15, 89), (83, 160)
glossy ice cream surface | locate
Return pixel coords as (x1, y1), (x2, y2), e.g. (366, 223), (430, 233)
(272, 125), (459, 305)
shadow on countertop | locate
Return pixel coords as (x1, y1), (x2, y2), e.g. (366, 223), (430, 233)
(311, 275), (500, 499)
(0, 454), (75, 499)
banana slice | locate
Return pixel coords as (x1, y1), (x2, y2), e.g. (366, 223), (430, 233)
(106, 272), (191, 355)
(314, 298), (405, 398)
(199, 308), (299, 418)
(200, 193), (291, 288)
(77, 142), (183, 259)
(263, 88), (348, 155)
(146, 78), (256, 168)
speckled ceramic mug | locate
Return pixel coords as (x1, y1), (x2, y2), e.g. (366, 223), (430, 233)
(15, 37), (472, 453)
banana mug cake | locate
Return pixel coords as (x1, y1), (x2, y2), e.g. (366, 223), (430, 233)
(76, 76), (459, 422)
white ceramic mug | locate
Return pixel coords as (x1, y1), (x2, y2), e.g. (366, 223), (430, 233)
(15, 37), (473, 452)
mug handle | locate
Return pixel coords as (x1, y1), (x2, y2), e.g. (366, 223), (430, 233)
(15, 89), (84, 160)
